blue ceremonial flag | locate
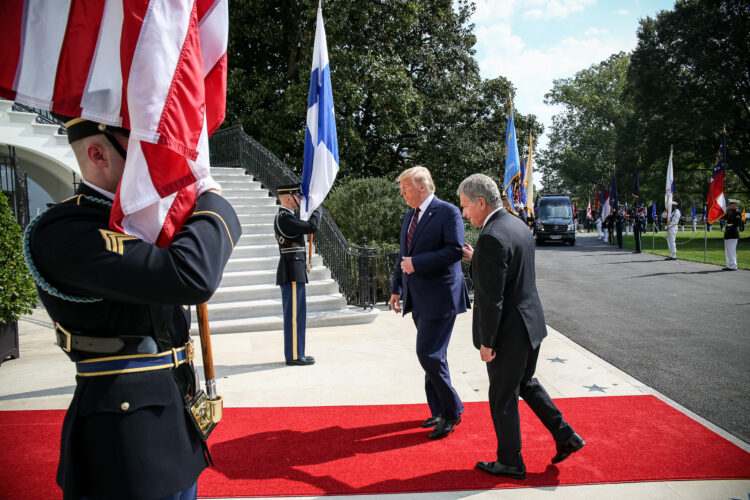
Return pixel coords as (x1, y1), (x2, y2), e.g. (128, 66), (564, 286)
(652, 203), (657, 220)
(300, 2), (339, 220)
(519, 156), (527, 206)
(691, 203), (695, 220)
(608, 171), (618, 212)
(632, 160), (640, 206)
(503, 103), (521, 214)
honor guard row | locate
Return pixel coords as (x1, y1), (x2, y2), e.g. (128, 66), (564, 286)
(274, 183), (320, 366)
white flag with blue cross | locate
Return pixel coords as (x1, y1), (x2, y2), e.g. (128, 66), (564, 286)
(300, 2), (339, 221)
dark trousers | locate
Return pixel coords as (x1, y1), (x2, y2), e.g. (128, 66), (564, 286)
(616, 227), (623, 248)
(634, 229), (642, 252)
(281, 282), (306, 361)
(487, 335), (573, 467)
(412, 312), (464, 421)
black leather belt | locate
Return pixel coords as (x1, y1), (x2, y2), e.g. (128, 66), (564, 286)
(55, 323), (157, 354)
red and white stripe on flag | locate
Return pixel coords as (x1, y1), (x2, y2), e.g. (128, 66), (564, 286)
(0, 0), (228, 246)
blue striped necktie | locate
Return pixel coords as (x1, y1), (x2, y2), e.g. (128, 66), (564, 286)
(407, 207), (420, 252)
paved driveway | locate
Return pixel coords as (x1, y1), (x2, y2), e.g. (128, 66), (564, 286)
(534, 232), (750, 443)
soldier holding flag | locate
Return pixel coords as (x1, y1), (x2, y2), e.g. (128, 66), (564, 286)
(9, 1), (239, 498)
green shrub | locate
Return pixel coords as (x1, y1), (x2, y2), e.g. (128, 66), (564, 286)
(325, 177), (406, 245)
(0, 191), (37, 324)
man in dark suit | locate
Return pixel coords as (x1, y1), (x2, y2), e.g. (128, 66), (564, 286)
(24, 117), (241, 499)
(458, 174), (584, 479)
(389, 166), (470, 440)
(274, 183), (321, 366)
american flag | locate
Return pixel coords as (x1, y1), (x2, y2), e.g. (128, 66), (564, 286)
(0, 0), (228, 246)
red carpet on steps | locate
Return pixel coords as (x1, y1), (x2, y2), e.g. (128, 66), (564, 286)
(2, 395), (749, 498)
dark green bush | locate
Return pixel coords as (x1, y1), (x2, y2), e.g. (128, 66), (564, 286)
(0, 191), (37, 324)
(325, 177), (406, 245)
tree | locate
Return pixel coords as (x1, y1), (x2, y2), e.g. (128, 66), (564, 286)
(624, 0), (750, 200)
(225, 0), (542, 204)
(538, 53), (632, 202)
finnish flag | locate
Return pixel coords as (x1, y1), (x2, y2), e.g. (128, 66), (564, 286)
(300, 2), (339, 221)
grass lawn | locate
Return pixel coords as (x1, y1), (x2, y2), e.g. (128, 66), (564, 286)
(617, 229), (750, 269)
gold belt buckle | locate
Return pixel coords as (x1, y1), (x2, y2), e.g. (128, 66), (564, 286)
(56, 323), (72, 353)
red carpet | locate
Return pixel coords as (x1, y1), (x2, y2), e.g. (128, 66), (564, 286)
(1, 395), (749, 498)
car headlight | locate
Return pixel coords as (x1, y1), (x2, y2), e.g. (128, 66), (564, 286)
(537, 223), (543, 231)
(567, 223), (574, 231)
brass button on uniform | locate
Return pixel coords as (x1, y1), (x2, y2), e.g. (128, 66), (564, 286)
(120, 402), (130, 411)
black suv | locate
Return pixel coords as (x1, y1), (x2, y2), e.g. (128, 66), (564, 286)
(534, 194), (576, 245)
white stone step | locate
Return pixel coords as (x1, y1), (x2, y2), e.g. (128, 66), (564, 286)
(230, 244), (279, 258)
(240, 222), (275, 234)
(236, 233), (277, 245)
(202, 294), (347, 321)
(211, 279), (340, 303)
(190, 306), (380, 334)
(220, 266), (332, 286)
(225, 254), (323, 272)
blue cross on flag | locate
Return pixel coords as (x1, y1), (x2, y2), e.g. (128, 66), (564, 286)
(300, 2), (339, 220)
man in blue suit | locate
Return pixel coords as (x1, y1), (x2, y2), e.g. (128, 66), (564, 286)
(389, 166), (470, 440)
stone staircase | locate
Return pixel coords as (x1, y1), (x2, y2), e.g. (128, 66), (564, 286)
(191, 167), (379, 334)
(0, 101), (379, 334)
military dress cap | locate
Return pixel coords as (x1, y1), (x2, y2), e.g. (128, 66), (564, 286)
(728, 199), (740, 205)
(277, 183), (302, 196)
(52, 113), (129, 144)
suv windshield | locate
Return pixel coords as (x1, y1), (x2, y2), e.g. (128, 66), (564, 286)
(539, 199), (572, 219)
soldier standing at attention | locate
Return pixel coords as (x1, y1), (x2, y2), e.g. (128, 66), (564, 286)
(24, 117), (241, 500)
(274, 183), (321, 366)
(632, 206), (646, 253)
(615, 205), (625, 249)
(665, 201), (681, 260)
(723, 199), (742, 271)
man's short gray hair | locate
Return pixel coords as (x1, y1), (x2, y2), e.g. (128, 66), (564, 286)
(457, 174), (501, 209)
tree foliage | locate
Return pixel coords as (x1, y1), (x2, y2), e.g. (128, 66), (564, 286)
(0, 192), (37, 324)
(226, 0), (542, 205)
(541, 0), (749, 208)
(539, 52), (631, 201)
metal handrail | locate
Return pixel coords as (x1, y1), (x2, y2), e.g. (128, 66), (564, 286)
(210, 125), (377, 308)
(10, 102), (67, 135)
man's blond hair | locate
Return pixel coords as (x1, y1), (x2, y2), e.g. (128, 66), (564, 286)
(397, 166), (435, 194)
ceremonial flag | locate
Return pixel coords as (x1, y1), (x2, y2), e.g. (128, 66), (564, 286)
(586, 199), (592, 219)
(665, 146), (675, 222)
(594, 184), (600, 212)
(652, 203), (657, 221)
(519, 157), (527, 206)
(609, 170), (618, 209)
(524, 134), (535, 216)
(632, 159), (641, 206)
(573, 200), (578, 217)
(706, 130), (727, 224)
(300, 2), (339, 221)
(1, 0), (229, 246)
(503, 102), (521, 214)
(601, 188), (611, 220)
(691, 204), (695, 221)
(743, 208), (746, 222)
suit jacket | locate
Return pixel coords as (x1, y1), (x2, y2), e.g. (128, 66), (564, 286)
(26, 184), (242, 499)
(391, 196), (469, 320)
(471, 209), (546, 351)
(274, 207), (320, 285)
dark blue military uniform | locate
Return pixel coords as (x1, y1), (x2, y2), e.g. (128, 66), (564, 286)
(615, 208), (625, 248)
(25, 184), (241, 500)
(274, 199), (320, 364)
(632, 208), (646, 253)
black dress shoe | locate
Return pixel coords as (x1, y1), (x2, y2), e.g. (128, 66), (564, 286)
(285, 356), (315, 366)
(722, 267), (737, 271)
(551, 432), (585, 464)
(421, 416), (441, 428)
(428, 416), (461, 439)
(475, 461), (526, 479)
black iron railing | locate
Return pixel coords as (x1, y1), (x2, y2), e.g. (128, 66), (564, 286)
(210, 125), (377, 308)
(10, 102), (67, 135)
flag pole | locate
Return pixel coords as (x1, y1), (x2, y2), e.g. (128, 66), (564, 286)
(196, 303), (223, 429)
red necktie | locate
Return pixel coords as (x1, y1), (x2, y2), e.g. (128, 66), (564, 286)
(407, 207), (420, 252)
